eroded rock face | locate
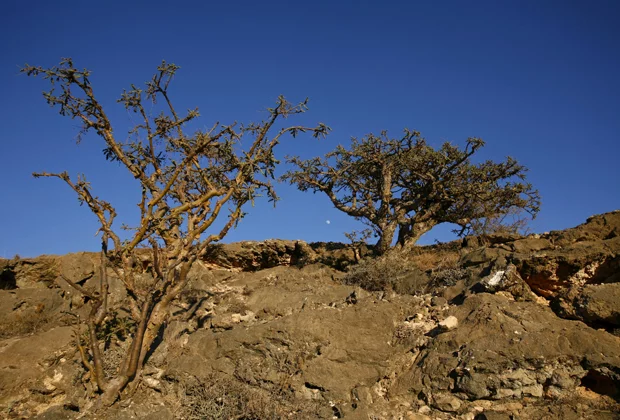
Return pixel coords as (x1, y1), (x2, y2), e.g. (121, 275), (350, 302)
(552, 283), (620, 329)
(391, 293), (620, 404)
(459, 211), (620, 299)
(471, 264), (538, 301)
(457, 211), (620, 334)
(200, 239), (366, 271)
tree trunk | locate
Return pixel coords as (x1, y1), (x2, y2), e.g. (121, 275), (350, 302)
(397, 224), (411, 247)
(398, 220), (436, 250)
(375, 223), (397, 255)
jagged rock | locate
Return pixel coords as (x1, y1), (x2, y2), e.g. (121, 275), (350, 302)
(513, 212), (620, 297)
(6, 257), (58, 289)
(552, 283), (620, 329)
(0, 327), (74, 406)
(459, 247), (510, 268)
(390, 293), (620, 403)
(405, 413), (431, 420)
(202, 240), (299, 270)
(552, 210), (620, 246)
(475, 412), (512, 420)
(473, 264), (537, 301)
(432, 392), (462, 412)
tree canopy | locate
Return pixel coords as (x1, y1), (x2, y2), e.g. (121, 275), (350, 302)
(283, 129), (540, 254)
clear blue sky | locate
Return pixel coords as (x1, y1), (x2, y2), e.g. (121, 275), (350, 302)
(1, 0), (619, 257)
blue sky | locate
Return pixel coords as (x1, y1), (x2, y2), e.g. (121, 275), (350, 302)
(1, 0), (619, 257)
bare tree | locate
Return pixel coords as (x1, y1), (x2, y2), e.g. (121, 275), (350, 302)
(23, 58), (329, 406)
(283, 129), (539, 255)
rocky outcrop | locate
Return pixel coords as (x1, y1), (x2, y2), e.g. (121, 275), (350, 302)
(470, 263), (538, 302)
(457, 211), (620, 331)
(552, 282), (620, 330)
(2, 211), (619, 419)
(392, 293), (620, 403)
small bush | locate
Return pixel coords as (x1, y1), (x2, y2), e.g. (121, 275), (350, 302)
(176, 374), (323, 420)
(344, 251), (429, 295)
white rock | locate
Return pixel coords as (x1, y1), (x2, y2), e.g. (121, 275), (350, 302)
(143, 377), (161, 391)
(485, 270), (505, 287)
(439, 316), (459, 331)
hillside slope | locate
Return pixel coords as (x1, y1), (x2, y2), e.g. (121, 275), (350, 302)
(0, 211), (619, 419)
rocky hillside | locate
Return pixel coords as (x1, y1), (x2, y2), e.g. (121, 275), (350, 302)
(0, 211), (619, 419)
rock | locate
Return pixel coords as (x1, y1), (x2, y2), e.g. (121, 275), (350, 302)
(406, 413), (431, 420)
(33, 405), (76, 419)
(475, 412), (512, 420)
(3, 211), (620, 418)
(0, 287), (69, 339)
(510, 237), (552, 253)
(431, 296), (447, 307)
(418, 405), (432, 414)
(473, 264), (537, 301)
(198, 239), (369, 271)
(0, 327), (74, 404)
(390, 293), (620, 403)
(9, 257), (59, 289)
(552, 283), (620, 328)
(438, 316), (459, 331)
(168, 269), (407, 403)
(432, 392), (462, 412)
(460, 247), (511, 268)
(143, 377), (162, 391)
(553, 210), (620, 246)
(202, 240), (298, 271)
(512, 212), (620, 298)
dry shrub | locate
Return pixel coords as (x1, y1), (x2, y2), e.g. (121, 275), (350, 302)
(412, 248), (466, 290)
(0, 309), (53, 338)
(103, 341), (129, 378)
(176, 374), (324, 420)
(411, 250), (460, 271)
(344, 251), (429, 295)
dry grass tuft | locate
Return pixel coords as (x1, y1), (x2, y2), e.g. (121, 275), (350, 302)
(344, 250), (429, 295)
(0, 310), (54, 339)
(171, 374), (325, 420)
(411, 250), (460, 271)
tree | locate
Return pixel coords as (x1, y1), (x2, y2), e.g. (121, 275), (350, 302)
(23, 58), (329, 407)
(283, 129), (540, 255)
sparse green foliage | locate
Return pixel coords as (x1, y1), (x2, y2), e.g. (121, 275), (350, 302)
(23, 58), (328, 407)
(284, 129), (540, 255)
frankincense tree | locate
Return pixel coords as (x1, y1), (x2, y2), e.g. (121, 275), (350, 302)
(23, 58), (329, 406)
(283, 129), (539, 255)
